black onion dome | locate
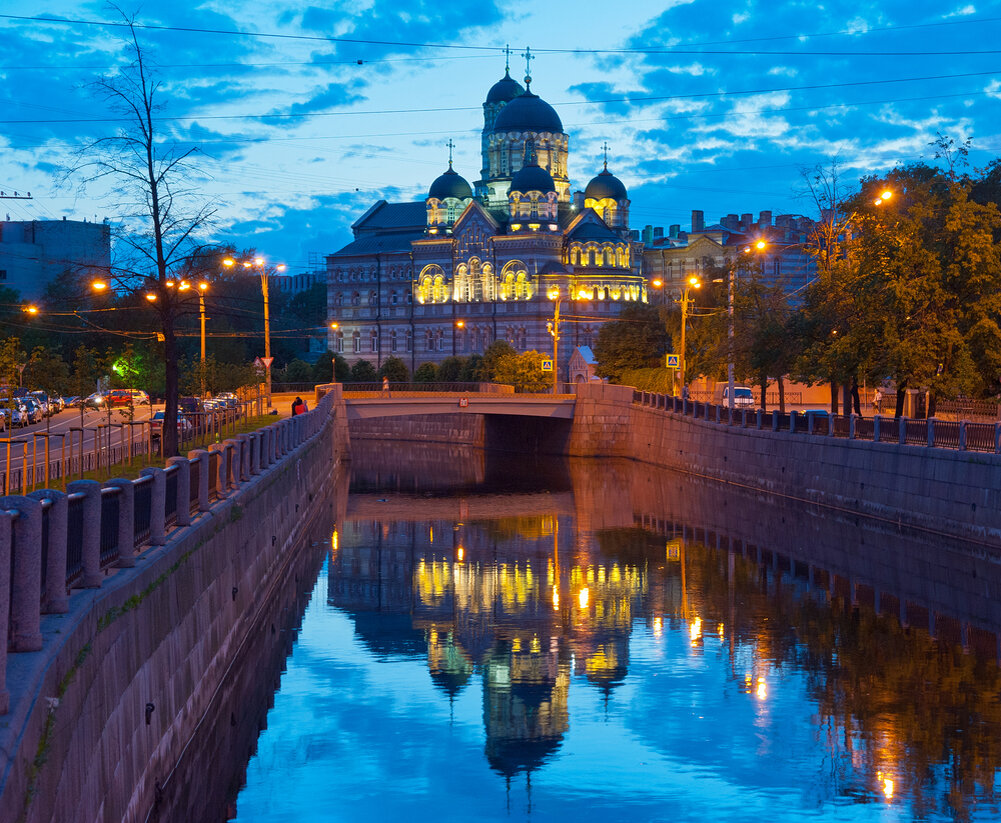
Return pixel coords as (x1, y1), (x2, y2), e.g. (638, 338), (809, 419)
(428, 166), (473, 200)
(585, 168), (628, 201)
(493, 90), (563, 134)
(486, 70), (524, 104)
(511, 163), (555, 194)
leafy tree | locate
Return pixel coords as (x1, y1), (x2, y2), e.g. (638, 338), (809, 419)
(0, 337), (27, 389)
(459, 354), (483, 383)
(24, 347), (70, 395)
(333, 353), (350, 382)
(414, 362), (438, 383)
(350, 359), (377, 382)
(478, 340), (516, 381)
(492, 350), (549, 392)
(281, 359), (313, 383)
(69, 345), (102, 399)
(436, 356), (465, 382)
(311, 351), (334, 383)
(593, 304), (671, 382)
(378, 356), (409, 382)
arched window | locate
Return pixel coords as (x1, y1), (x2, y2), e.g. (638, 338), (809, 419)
(425, 329), (434, 350)
(435, 329), (445, 352)
(335, 293), (344, 307)
(351, 292), (361, 306)
(390, 330), (398, 352)
(368, 290), (377, 306)
(406, 330), (413, 352)
(570, 247), (579, 266)
(390, 290), (398, 305)
(501, 272), (515, 300)
(335, 332), (344, 353)
(516, 272), (529, 300)
(432, 275), (446, 304)
(370, 330), (379, 352)
(352, 331), (361, 353)
(417, 277), (432, 304)
(605, 248), (615, 266)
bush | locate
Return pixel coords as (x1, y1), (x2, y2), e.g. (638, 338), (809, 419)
(312, 351), (334, 383)
(350, 359), (377, 382)
(617, 367), (676, 393)
(378, 356), (409, 382)
(492, 350), (550, 392)
(437, 356), (465, 382)
(282, 358), (313, 383)
(414, 362), (438, 383)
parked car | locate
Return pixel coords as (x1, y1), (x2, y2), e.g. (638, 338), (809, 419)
(28, 391), (51, 417)
(178, 396), (203, 414)
(84, 393), (106, 409)
(64, 396), (81, 408)
(150, 410), (194, 440)
(20, 398), (43, 424)
(715, 384), (756, 408)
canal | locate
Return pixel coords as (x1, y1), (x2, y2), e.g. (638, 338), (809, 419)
(189, 444), (1001, 821)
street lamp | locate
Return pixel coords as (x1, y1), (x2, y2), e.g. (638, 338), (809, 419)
(453, 319), (464, 357)
(677, 276), (701, 392)
(223, 255), (285, 408)
(546, 287), (562, 394)
(198, 282), (209, 397)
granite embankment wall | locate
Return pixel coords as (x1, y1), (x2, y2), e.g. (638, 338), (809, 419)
(0, 385), (349, 823)
(349, 414), (484, 445)
(567, 383), (1001, 544)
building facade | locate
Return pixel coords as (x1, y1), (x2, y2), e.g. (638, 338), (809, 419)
(0, 218), (111, 301)
(327, 68), (645, 379)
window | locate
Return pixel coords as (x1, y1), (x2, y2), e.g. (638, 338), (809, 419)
(426, 329), (434, 350)
(352, 331), (361, 353)
(334, 332), (344, 353)
(370, 330), (379, 352)
(0, 270), (6, 281)
(406, 330), (413, 352)
(390, 330), (398, 352)
(390, 290), (398, 305)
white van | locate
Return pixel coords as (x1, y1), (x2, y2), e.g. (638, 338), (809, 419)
(714, 384), (756, 408)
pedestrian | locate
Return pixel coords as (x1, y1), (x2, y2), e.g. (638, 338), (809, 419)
(873, 388), (882, 415)
(291, 396), (303, 417)
(382, 375), (390, 397)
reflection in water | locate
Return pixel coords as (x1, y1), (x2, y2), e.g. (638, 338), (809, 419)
(230, 451), (1001, 822)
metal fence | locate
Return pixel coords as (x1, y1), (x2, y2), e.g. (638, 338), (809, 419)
(0, 384), (340, 716)
(632, 391), (1001, 454)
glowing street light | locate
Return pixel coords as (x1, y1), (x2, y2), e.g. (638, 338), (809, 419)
(91, 280), (108, 292)
(145, 293), (158, 302)
(677, 275), (701, 392)
(22, 305), (38, 315)
(453, 319), (465, 356)
(547, 287), (563, 394)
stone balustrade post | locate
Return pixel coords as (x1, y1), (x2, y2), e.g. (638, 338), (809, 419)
(789, 410), (797, 433)
(899, 416), (907, 445)
(849, 414), (857, 440)
(208, 443), (228, 498)
(263, 427), (273, 468)
(225, 440), (240, 489)
(167, 457), (192, 527)
(0, 495), (43, 651)
(771, 410), (779, 432)
(927, 418), (935, 448)
(67, 480), (103, 587)
(959, 420), (967, 451)
(28, 490), (68, 614)
(104, 478), (137, 564)
(139, 467), (167, 546)
(187, 449), (210, 511)
(250, 432), (260, 474)
(994, 423), (1001, 454)
(873, 415), (881, 442)
(0, 509), (9, 713)
(236, 435), (250, 481)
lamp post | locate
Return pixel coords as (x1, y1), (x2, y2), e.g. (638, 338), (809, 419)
(223, 255), (285, 408)
(198, 282), (209, 397)
(677, 276), (701, 392)
(547, 287), (562, 394)
(453, 319), (464, 357)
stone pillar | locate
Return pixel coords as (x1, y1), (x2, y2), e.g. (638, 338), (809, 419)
(263, 427), (273, 468)
(927, 418), (935, 448)
(28, 490), (69, 614)
(188, 449), (210, 511)
(225, 440), (240, 489)
(167, 456), (191, 527)
(873, 415), (881, 442)
(0, 495), (43, 651)
(771, 410), (779, 432)
(104, 478), (137, 565)
(789, 410), (797, 433)
(849, 414), (857, 440)
(0, 510), (10, 713)
(236, 435), (250, 481)
(755, 409), (763, 429)
(67, 480), (103, 588)
(251, 433), (261, 474)
(959, 421), (967, 451)
(209, 443), (228, 497)
(139, 467), (167, 546)
(899, 415), (907, 446)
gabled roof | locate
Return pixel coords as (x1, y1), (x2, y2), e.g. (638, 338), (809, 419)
(351, 200), (426, 234)
(331, 233), (421, 257)
(574, 345), (597, 365)
(564, 207), (619, 243)
(452, 198), (500, 233)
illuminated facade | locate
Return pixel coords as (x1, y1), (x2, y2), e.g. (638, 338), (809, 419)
(326, 66), (645, 378)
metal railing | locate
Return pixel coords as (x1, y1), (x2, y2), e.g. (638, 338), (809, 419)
(0, 384), (341, 715)
(632, 391), (1001, 454)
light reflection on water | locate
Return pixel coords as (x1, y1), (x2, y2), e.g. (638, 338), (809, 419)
(231, 455), (1001, 823)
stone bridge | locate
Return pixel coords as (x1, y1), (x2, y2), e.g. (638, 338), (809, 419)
(342, 390), (576, 421)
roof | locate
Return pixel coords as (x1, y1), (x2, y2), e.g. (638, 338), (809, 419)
(584, 168), (628, 201)
(575, 345), (597, 365)
(486, 70), (524, 104)
(428, 166), (473, 201)
(567, 220), (618, 243)
(351, 200), (426, 234)
(493, 89), (564, 134)
(331, 232), (422, 257)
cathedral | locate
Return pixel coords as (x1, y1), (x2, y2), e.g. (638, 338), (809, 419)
(326, 57), (646, 380)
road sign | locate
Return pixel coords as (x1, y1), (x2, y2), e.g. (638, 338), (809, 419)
(253, 357), (263, 370)
(458, 397), (469, 408)
(261, 357), (274, 368)
(541, 359), (553, 372)
(665, 354), (680, 369)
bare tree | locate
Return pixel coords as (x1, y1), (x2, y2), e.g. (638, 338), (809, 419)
(70, 9), (215, 455)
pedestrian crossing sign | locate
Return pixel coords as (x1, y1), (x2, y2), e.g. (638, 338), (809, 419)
(666, 354), (680, 369)
(541, 360), (553, 371)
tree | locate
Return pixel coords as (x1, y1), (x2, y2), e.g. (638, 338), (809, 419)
(24, 347), (70, 396)
(281, 359), (313, 383)
(311, 351), (334, 384)
(478, 341), (517, 381)
(414, 362), (438, 383)
(0, 337), (27, 389)
(436, 356), (465, 382)
(378, 357), (409, 382)
(350, 359), (377, 382)
(593, 304), (671, 383)
(333, 353), (351, 382)
(69, 346), (101, 399)
(71, 14), (215, 455)
(492, 350), (549, 392)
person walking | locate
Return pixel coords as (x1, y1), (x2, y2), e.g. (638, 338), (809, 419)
(291, 396), (303, 416)
(382, 375), (390, 397)
(873, 388), (882, 415)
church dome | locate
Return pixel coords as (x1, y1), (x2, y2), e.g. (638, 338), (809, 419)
(585, 167), (628, 201)
(486, 70), (524, 104)
(511, 163), (555, 194)
(428, 166), (473, 200)
(493, 90), (563, 134)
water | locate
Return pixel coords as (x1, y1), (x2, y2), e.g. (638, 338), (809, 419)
(223, 448), (1001, 823)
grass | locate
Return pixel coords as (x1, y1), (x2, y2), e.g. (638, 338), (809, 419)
(61, 413), (280, 485)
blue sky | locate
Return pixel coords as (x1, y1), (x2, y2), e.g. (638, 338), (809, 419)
(0, 1), (998, 273)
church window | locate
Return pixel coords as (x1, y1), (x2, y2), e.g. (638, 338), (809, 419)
(335, 293), (343, 307)
(370, 330), (379, 352)
(605, 248), (615, 266)
(352, 331), (361, 353)
(390, 290), (398, 305)
(570, 247), (579, 266)
(516, 272), (529, 300)
(417, 276), (432, 304)
(368, 290), (377, 306)
(351, 292), (360, 306)
(335, 332), (344, 353)
(436, 329), (445, 352)
(425, 329), (434, 350)
(432, 275), (446, 304)
(582, 326), (593, 348)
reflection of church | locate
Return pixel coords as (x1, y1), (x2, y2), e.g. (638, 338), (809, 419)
(328, 516), (648, 777)
(327, 52), (646, 379)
